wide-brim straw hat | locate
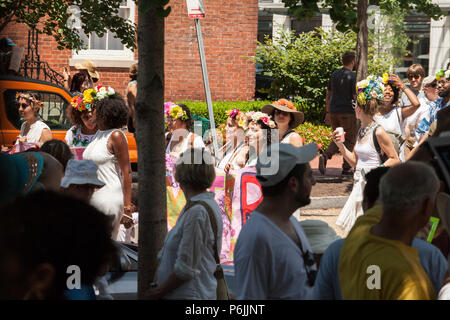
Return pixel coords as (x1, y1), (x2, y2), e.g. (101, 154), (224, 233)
(75, 60), (100, 80)
(262, 101), (304, 129)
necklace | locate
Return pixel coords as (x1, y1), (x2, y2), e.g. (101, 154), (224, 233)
(358, 122), (377, 140)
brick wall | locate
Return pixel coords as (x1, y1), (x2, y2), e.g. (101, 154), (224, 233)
(1, 0), (258, 101)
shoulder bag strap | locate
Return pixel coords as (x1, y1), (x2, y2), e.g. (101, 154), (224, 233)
(372, 125), (386, 163)
(184, 200), (220, 264)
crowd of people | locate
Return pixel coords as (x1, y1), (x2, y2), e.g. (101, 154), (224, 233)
(1, 54), (450, 300)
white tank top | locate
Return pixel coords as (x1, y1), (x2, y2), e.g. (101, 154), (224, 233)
(354, 127), (381, 168)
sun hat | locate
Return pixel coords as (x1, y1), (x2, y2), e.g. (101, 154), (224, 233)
(60, 159), (105, 188)
(422, 75), (437, 89)
(0, 152), (44, 206)
(261, 99), (305, 129)
(74, 60), (100, 80)
(299, 220), (341, 254)
(256, 143), (318, 187)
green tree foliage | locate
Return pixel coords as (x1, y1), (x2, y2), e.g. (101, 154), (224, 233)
(281, 0), (443, 33)
(253, 27), (392, 123)
(0, 0), (137, 51)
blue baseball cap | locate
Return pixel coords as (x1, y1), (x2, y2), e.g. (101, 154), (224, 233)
(0, 152), (44, 206)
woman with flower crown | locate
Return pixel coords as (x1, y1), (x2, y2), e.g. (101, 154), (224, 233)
(65, 89), (98, 160)
(231, 111), (275, 169)
(83, 86), (133, 240)
(165, 102), (205, 160)
(216, 108), (247, 170)
(262, 98), (304, 147)
(334, 76), (400, 233)
(11, 92), (53, 151)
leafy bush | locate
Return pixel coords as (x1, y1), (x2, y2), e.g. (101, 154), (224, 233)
(252, 27), (394, 123)
(177, 100), (333, 151)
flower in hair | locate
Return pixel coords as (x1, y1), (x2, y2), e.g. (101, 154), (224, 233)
(246, 111), (276, 129)
(168, 104), (188, 121)
(356, 75), (385, 106)
(274, 98), (296, 111)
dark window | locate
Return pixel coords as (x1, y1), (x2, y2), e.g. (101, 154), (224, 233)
(3, 89), (72, 130)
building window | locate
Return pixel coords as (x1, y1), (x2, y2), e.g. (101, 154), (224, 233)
(71, 0), (135, 64)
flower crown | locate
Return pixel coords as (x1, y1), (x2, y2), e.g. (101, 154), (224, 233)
(273, 98), (297, 111)
(16, 93), (44, 107)
(436, 69), (450, 81)
(164, 102), (188, 121)
(246, 111), (276, 129)
(226, 108), (247, 130)
(356, 75), (385, 106)
(71, 85), (116, 112)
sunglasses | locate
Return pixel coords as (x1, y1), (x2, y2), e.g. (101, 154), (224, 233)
(426, 83), (437, 89)
(407, 74), (421, 80)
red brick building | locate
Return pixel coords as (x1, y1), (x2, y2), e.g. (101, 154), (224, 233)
(1, 0), (258, 101)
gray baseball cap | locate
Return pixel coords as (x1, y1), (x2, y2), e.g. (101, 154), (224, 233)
(256, 143), (318, 187)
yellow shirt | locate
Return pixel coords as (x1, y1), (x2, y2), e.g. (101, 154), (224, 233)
(338, 205), (436, 300)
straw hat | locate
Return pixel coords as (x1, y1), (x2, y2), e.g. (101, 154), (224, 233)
(74, 60), (100, 80)
(261, 99), (304, 129)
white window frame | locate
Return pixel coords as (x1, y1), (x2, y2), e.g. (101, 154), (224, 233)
(71, 0), (136, 66)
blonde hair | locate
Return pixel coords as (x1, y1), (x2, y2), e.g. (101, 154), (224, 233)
(358, 98), (379, 117)
(175, 148), (216, 190)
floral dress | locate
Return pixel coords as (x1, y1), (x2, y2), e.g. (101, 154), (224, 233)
(65, 125), (97, 160)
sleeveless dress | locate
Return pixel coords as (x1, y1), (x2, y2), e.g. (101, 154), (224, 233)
(336, 125), (381, 233)
(217, 141), (244, 169)
(65, 125), (96, 160)
(374, 107), (405, 161)
(83, 129), (127, 239)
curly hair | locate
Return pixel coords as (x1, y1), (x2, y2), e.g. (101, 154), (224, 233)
(93, 94), (129, 130)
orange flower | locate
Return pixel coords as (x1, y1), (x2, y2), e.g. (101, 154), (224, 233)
(275, 98), (297, 111)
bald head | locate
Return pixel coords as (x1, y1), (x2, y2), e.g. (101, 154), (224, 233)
(37, 152), (64, 192)
(380, 161), (440, 216)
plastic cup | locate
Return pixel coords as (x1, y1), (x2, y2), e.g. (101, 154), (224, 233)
(336, 127), (345, 143)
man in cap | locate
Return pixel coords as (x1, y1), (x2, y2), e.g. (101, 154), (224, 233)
(234, 143), (318, 299)
(0, 37), (16, 74)
(415, 70), (450, 144)
(404, 75), (440, 158)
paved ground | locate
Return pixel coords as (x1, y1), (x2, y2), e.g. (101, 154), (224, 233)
(298, 207), (348, 238)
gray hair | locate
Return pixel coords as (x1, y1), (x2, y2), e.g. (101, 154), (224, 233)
(380, 161), (440, 214)
(175, 148), (215, 190)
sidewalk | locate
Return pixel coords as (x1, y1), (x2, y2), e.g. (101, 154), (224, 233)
(310, 154), (346, 178)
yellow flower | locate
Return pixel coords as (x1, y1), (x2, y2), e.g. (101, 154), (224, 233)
(382, 73), (389, 84)
(83, 89), (95, 104)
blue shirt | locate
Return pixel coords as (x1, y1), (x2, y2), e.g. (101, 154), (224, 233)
(416, 98), (450, 135)
(313, 238), (448, 300)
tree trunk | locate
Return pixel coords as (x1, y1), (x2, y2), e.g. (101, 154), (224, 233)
(136, 5), (167, 299)
(356, 0), (368, 81)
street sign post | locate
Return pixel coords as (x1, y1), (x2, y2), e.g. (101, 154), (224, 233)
(186, 0), (219, 159)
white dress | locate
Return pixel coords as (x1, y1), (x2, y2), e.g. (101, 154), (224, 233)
(336, 126), (380, 233)
(374, 107), (404, 161)
(15, 120), (50, 145)
(83, 129), (127, 239)
(216, 141), (244, 169)
(165, 132), (205, 158)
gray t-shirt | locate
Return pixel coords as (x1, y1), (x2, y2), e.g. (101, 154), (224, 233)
(328, 67), (356, 114)
(398, 88), (424, 107)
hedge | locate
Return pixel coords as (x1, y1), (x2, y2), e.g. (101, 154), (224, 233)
(175, 100), (333, 151)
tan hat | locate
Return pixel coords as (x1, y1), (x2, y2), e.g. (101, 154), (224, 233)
(422, 75), (436, 89)
(261, 99), (304, 129)
(75, 60), (100, 80)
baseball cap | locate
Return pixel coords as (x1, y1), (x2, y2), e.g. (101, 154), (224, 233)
(0, 37), (16, 47)
(61, 159), (105, 188)
(0, 152), (44, 206)
(422, 75), (436, 88)
(256, 143), (318, 187)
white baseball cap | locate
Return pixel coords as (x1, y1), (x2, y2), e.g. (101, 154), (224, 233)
(61, 159), (105, 188)
(256, 143), (318, 187)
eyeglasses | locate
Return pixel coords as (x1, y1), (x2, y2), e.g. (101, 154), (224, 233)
(407, 74), (421, 80)
(425, 83), (437, 89)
